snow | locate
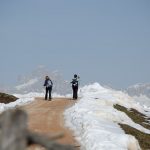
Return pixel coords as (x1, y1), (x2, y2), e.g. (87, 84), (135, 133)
(132, 95), (150, 116)
(64, 83), (150, 150)
(0, 92), (43, 112)
(133, 95), (150, 109)
(0, 92), (65, 112)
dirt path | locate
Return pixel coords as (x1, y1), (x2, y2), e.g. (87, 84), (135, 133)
(22, 98), (80, 150)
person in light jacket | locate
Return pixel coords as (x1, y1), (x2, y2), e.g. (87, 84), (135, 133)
(43, 76), (53, 100)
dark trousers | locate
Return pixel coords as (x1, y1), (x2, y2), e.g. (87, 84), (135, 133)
(45, 86), (52, 100)
(72, 86), (78, 99)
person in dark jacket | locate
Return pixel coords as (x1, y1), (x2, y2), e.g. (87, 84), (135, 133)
(43, 76), (53, 100)
(71, 74), (79, 99)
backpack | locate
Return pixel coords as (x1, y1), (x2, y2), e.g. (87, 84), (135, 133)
(72, 79), (78, 87)
(47, 80), (53, 87)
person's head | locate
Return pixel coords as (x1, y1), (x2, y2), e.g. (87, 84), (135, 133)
(45, 76), (49, 80)
(74, 74), (77, 78)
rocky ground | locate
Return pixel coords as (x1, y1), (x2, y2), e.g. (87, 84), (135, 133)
(0, 92), (18, 104)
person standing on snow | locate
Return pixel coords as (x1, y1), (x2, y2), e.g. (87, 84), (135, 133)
(43, 76), (53, 100)
(71, 74), (79, 99)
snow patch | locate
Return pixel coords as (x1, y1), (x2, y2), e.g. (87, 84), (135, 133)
(0, 92), (41, 112)
(64, 83), (150, 150)
(0, 92), (66, 112)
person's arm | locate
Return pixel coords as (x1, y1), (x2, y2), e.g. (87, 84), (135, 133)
(70, 79), (73, 84)
(77, 78), (80, 86)
(43, 80), (47, 86)
(51, 80), (53, 86)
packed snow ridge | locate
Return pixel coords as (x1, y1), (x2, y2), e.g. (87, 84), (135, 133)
(64, 83), (150, 150)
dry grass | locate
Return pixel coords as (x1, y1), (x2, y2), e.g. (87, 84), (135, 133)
(114, 104), (150, 150)
(114, 104), (150, 130)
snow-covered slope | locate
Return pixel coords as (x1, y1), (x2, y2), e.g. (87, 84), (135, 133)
(64, 83), (150, 150)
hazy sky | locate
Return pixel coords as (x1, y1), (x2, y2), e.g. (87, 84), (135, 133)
(0, 0), (150, 88)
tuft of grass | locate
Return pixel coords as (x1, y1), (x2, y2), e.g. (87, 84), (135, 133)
(0, 92), (18, 104)
(114, 104), (150, 130)
(119, 123), (150, 150)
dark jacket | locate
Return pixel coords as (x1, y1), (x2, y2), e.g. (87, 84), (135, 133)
(44, 79), (53, 88)
(71, 78), (78, 88)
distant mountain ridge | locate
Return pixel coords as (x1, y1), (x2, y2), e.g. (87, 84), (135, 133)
(1, 67), (150, 97)
(2, 66), (72, 95)
(126, 83), (150, 98)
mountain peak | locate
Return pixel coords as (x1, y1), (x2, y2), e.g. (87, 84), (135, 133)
(4, 66), (72, 95)
(126, 83), (150, 98)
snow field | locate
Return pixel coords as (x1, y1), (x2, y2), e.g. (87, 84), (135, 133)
(64, 83), (150, 150)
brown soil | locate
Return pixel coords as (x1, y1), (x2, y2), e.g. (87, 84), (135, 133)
(22, 97), (80, 150)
